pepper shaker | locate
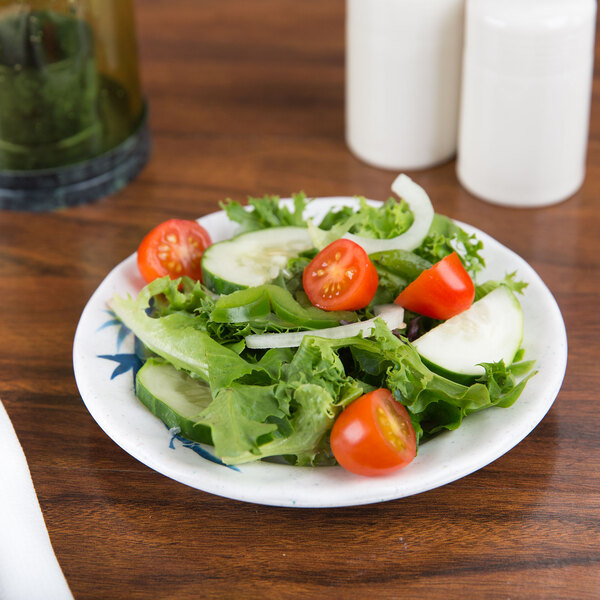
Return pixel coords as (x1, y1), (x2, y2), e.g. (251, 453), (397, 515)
(457, 0), (597, 207)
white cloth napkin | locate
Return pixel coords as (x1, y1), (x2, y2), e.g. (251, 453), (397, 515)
(0, 400), (74, 600)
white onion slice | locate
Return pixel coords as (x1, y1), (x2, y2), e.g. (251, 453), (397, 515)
(343, 173), (434, 255)
(245, 304), (405, 349)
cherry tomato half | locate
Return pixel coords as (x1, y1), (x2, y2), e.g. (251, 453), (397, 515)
(394, 252), (474, 320)
(330, 389), (417, 477)
(137, 219), (212, 283)
(303, 238), (379, 311)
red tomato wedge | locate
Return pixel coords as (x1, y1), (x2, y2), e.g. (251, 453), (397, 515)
(330, 389), (417, 477)
(394, 252), (474, 320)
(137, 219), (212, 283)
(303, 238), (379, 311)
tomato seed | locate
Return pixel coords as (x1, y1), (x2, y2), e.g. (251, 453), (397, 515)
(376, 406), (406, 452)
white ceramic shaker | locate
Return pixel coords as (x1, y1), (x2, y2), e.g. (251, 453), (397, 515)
(457, 0), (597, 207)
(345, 0), (465, 170)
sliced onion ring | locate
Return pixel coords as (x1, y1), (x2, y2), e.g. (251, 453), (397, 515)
(343, 173), (434, 255)
(244, 304), (405, 349)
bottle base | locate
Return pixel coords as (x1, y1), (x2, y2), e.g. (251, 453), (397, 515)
(0, 106), (151, 212)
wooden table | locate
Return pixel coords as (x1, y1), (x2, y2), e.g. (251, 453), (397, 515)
(1, 1), (599, 598)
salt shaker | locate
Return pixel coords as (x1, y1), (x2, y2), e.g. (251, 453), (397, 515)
(345, 0), (465, 170)
(457, 0), (597, 207)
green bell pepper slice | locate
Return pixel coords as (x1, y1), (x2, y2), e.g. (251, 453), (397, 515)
(211, 285), (357, 329)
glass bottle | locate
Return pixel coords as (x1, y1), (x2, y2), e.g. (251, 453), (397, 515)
(0, 0), (150, 210)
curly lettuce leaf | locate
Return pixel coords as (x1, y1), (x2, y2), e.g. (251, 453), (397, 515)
(415, 214), (485, 276)
(351, 197), (414, 239)
(196, 335), (364, 465)
(475, 271), (529, 301)
(132, 275), (215, 320)
(308, 196), (413, 250)
(201, 382), (338, 465)
(198, 383), (286, 461)
(220, 192), (309, 233)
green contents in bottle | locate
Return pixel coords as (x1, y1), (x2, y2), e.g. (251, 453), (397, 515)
(0, 9), (140, 171)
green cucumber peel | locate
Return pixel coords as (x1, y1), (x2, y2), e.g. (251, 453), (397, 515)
(136, 359), (213, 445)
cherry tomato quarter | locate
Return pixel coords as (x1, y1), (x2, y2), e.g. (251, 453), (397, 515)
(303, 238), (379, 311)
(330, 389), (417, 477)
(394, 252), (474, 320)
(137, 219), (212, 283)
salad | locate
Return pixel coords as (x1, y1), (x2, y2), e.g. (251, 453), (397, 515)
(109, 174), (536, 477)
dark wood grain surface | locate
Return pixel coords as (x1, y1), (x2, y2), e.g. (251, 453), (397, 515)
(1, 1), (599, 598)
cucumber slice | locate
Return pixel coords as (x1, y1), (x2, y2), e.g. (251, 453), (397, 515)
(201, 226), (314, 294)
(136, 359), (213, 444)
(413, 286), (523, 380)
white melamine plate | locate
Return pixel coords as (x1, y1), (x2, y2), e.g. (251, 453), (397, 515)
(73, 198), (567, 508)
